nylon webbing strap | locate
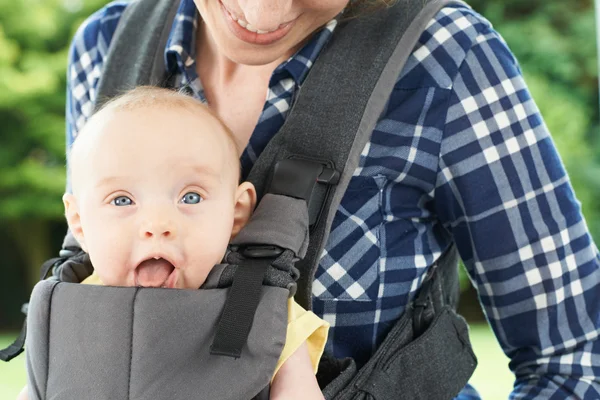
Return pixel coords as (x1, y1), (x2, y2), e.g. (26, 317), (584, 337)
(247, 0), (467, 309)
(210, 259), (270, 358)
(93, 0), (179, 111)
(0, 255), (60, 362)
(0, 323), (26, 362)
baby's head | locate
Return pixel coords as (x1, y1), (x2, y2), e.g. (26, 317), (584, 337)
(63, 87), (256, 289)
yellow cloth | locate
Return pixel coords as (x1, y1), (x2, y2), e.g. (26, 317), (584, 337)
(81, 272), (329, 379)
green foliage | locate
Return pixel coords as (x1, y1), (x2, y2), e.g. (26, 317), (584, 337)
(0, 0), (108, 220)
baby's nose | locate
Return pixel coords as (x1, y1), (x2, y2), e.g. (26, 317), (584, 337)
(142, 227), (172, 239)
(139, 219), (176, 240)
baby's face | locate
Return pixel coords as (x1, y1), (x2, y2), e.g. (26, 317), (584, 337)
(65, 105), (252, 289)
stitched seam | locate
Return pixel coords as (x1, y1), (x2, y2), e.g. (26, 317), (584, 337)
(44, 281), (59, 400)
(127, 288), (139, 400)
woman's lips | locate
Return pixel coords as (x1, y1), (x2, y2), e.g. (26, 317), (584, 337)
(219, 1), (296, 45)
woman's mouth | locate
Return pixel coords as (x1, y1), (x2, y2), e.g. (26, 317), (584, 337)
(135, 257), (177, 288)
(219, 1), (297, 45)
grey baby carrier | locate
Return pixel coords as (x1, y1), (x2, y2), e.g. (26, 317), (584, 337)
(1, 0), (478, 399)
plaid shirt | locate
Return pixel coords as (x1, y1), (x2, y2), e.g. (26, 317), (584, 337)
(67, 1), (600, 398)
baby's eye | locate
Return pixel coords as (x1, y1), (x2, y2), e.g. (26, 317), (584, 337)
(111, 196), (133, 206)
(180, 192), (203, 204)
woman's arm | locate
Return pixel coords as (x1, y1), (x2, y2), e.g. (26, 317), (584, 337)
(433, 10), (600, 398)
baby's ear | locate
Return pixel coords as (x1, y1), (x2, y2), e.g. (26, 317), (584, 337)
(62, 193), (87, 252)
(231, 182), (257, 239)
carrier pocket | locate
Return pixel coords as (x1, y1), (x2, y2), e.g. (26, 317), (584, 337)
(320, 306), (477, 400)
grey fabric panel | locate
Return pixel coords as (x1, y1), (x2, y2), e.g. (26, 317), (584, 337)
(129, 287), (287, 399)
(203, 263), (297, 297)
(27, 282), (287, 400)
(59, 229), (79, 256)
(45, 283), (136, 399)
(359, 308), (476, 400)
(202, 263), (228, 288)
(231, 194), (310, 259)
(93, 0), (178, 111)
(54, 253), (93, 283)
(25, 280), (58, 400)
(322, 306), (475, 400)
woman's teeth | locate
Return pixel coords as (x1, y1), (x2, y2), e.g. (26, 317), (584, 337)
(228, 10), (277, 34)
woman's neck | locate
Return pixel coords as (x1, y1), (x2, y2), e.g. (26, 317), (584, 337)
(196, 19), (281, 89)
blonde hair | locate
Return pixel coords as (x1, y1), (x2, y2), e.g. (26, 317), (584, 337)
(95, 86), (240, 156)
(69, 86), (242, 189)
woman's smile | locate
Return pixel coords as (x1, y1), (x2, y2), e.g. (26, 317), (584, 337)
(219, 0), (298, 45)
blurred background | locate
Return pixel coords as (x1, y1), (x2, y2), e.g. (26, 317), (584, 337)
(0, 0), (599, 398)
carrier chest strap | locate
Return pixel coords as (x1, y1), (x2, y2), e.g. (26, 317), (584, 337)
(210, 255), (276, 358)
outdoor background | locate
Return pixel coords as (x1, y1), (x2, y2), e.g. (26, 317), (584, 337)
(0, 0), (599, 399)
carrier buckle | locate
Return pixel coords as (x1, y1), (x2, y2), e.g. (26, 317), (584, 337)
(241, 245), (284, 259)
(268, 158), (340, 226)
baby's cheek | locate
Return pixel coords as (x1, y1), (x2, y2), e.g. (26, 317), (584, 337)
(182, 249), (226, 289)
(182, 260), (214, 289)
(88, 242), (133, 287)
(93, 261), (130, 287)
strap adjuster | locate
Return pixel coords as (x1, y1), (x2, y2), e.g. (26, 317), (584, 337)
(241, 245), (284, 259)
(268, 158), (340, 226)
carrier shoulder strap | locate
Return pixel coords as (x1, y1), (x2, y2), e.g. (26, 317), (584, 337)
(93, 0), (179, 110)
(247, 0), (468, 308)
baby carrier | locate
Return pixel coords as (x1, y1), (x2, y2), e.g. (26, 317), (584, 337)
(1, 0), (478, 399)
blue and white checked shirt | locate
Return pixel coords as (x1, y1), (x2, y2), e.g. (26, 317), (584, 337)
(67, 1), (600, 398)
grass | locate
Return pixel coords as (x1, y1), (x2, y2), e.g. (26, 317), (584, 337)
(468, 324), (514, 399)
(0, 325), (514, 399)
(0, 334), (27, 400)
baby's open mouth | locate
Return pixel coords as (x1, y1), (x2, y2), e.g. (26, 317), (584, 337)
(135, 257), (175, 288)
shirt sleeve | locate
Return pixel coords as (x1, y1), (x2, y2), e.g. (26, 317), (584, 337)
(66, 1), (128, 185)
(433, 19), (600, 398)
(80, 271), (102, 285)
(272, 298), (330, 380)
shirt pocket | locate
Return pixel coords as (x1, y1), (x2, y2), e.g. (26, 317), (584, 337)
(312, 175), (385, 302)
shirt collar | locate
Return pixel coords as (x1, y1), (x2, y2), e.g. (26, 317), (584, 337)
(165, 0), (198, 76)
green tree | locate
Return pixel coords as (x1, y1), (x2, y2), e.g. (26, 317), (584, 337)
(0, 0), (108, 288)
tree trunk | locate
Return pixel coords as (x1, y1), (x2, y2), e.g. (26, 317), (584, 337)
(9, 219), (54, 291)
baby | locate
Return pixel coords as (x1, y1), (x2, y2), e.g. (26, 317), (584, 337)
(17, 87), (327, 400)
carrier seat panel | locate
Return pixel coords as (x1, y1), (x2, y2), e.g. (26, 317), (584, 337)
(26, 280), (288, 400)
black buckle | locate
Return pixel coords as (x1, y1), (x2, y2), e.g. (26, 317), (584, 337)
(241, 245), (284, 259)
(267, 158), (340, 226)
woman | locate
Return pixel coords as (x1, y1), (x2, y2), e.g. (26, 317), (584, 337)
(64, 0), (599, 398)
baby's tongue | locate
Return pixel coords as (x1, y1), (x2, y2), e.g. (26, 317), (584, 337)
(136, 258), (173, 287)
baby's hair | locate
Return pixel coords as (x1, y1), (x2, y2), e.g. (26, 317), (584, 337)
(69, 86), (243, 186)
(95, 86), (240, 156)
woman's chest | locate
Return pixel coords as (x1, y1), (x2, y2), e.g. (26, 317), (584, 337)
(208, 86), (268, 153)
